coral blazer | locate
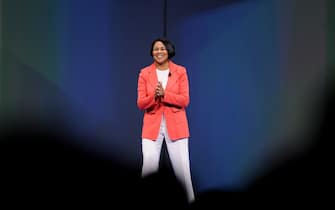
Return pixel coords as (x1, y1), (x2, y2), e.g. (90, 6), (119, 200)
(137, 61), (190, 141)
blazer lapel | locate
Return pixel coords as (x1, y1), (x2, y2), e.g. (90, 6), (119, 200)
(165, 61), (178, 91)
(148, 63), (158, 89)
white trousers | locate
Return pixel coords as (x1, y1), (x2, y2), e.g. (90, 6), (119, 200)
(141, 116), (195, 202)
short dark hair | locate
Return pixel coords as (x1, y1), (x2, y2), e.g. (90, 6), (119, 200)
(150, 38), (175, 59)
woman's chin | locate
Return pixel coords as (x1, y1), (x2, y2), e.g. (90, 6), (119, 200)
(155, 60), (167, 65)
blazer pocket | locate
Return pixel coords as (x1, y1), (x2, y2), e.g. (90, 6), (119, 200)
(171, 107), (182, 113)
(146, 110), (156, 115)
(146, 106), (156, 114)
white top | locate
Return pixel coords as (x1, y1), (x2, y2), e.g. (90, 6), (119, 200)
(156, 69), (170, 89)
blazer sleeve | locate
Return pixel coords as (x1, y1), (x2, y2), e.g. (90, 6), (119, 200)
(137, 71), (156, 110)
(162, 68), (190, 108)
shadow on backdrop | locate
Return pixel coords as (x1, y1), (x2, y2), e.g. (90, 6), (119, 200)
(0, 119), (190, 209)
(0, 80), (331, 208)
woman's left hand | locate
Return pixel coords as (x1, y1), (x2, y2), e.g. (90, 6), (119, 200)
(155, 82), (164, 98)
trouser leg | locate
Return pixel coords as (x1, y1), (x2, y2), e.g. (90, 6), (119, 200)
(141, 121), (165, 177)
(163, 123), (195, 202)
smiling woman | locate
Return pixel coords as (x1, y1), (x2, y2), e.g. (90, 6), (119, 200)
(137, 38), (195, 203)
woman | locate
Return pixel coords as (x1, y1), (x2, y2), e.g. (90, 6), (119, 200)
(137, 38), (195, 202)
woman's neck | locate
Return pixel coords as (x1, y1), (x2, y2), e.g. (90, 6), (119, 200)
(155, 61), (169, 70)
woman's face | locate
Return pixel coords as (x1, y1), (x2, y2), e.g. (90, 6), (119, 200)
(152, 41), (168, 65)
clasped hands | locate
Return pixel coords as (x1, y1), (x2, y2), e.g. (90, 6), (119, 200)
(155, 81), (164, 100)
